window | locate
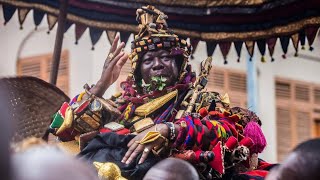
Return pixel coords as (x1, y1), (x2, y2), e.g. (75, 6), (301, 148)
(207, 68), (247, 108)
(275, 78), (320, 162)
(315, 119), (320, 137)
(17, 50), (70, 95)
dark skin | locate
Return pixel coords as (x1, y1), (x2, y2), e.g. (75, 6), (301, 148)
(89, 34), (128, 97)
(122, 51), (210, 164)
(143, 158), (199, 180)
(87, 36), (175, 165)
(90, 37), (208, 165)
(122, 50), (180, 165)
(140, 49), (179, 86)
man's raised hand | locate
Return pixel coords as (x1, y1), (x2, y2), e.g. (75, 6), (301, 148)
(90, 34), (128, 97)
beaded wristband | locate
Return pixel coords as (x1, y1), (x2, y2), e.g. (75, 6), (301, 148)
(165, 122), (176, 142)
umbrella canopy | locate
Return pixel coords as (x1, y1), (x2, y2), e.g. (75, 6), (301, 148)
(1, 0), (320, 62)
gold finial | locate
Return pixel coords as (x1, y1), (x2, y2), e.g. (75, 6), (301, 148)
(93, 162), (127, 180)
(220, 93), (230, 105)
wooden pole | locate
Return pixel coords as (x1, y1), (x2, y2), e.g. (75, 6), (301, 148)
(50, 0), (68, 85)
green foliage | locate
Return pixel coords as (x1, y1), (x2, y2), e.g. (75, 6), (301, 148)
(144, 76), (167, 92)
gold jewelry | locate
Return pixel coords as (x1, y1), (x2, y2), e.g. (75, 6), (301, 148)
(56, 106), (74, 135)
(144, 148), (150, 153)
(133, 117), (154, 133)
(108, 52), (114, 61)
(135, 90), (178, 116)
(93, 162), (127, 180)
(139, 131), (167, 145)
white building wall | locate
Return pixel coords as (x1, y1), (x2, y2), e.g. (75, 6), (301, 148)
(1, 7), (319, 163)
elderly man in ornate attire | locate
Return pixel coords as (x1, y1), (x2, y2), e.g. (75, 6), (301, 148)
(49, 5), (273, 180)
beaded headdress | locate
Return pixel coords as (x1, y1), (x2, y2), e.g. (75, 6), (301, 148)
(127, 5), (192, 83)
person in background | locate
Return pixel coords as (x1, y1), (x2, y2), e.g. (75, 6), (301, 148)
(12, 139), (99, 180)
(143, 158), (199, 180)
(266, 138), (320, 180)
(0, 85), (12, 180)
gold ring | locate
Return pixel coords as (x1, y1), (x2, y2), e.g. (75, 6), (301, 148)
(135, 140), (140, 144)
(108, 53), (114, 61)
(143, 148), (150, 153)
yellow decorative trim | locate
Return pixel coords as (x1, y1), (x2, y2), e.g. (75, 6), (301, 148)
(154, 17), (320, 41)
(138, 131), (167, 145)
(133, 117), (154, 133)
(200, 17), (320, 41)
(0, 0), (139, 32)
(56, 106), (73, 135)
(94, 162), (127, 180)
(135, 89), (178, 117)
(133, 0), (269, 7)
(77, 91), (86, 101)
(2, 0), (319, 41)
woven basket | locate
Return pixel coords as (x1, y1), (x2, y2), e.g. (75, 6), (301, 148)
(0, 76), (70, 143)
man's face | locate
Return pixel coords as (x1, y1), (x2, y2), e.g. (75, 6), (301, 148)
(140, 49), (179, 86)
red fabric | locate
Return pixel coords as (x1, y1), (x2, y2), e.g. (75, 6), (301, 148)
(235, 123), (244, 132)
(204, 120), (218, 147)
(57, 128), (79, 142)
(258, 160), (274, 170)
(199, 107), (208, 118)
(240, 170), (268, 177)
(74, 100), (90, 114)
(220, 120), (238, 138)
(59, 102), (70, 117)
(100, 128), (130, 135)
(225, 136), (238, 150)
(194, 118), (205, 147)
(209, 141), (224, 175)
(240, 137), (254, 148)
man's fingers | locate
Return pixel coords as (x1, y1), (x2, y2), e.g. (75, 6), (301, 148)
(116, 53), (128, 68)
(104, 51), (126, 70)
(128, 136), (137, 147)
(111, 54), (128, 80)
(108, 51), (125, 69)
(113, 42), (125, 58)
(121, 141), (139, 163)
(104, 39), (125, 70)
(125, 144), (144, 164)
(138, 145), (152, 164)
(110, 34), (120, 53)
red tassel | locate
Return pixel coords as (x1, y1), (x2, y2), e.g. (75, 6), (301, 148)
(199, 107), (208, 118)
(225, 136), (238, 151)
(239, 137), (254, 148)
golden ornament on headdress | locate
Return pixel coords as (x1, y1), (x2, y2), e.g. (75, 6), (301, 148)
(128, 5), (191, 80)
(135, 5), (169, 40)
(93, 162), (127, 180)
